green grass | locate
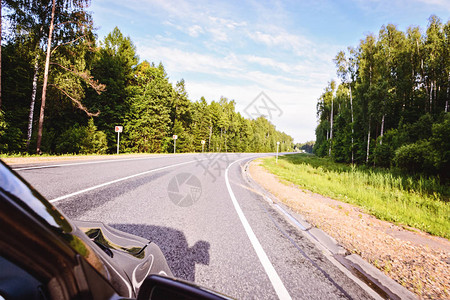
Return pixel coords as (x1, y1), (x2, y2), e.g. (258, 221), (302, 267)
(261, 154), (450, 239)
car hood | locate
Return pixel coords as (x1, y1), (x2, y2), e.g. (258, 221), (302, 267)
(73, 220), (173, 297)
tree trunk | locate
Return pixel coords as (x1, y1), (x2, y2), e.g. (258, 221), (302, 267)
(366, 119), (371, 163)
(429, 80), (433, 113)
(420, 58), (429, 113)
(349, 84), (354, 164)
(380, 114), (385, 145)
(434, 80), (437, 110)
(26, 56), (40, 149)
(446, 73), (449, 113)
(36, 0), (56, 153)
(329, 97), (334, 156)
(0, 1), (2, 110)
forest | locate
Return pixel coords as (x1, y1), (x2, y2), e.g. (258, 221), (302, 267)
(0, 0), (293, 155)
(314, 15), (450, 180)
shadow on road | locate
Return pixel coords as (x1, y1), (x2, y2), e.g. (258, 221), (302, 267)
(111, 223), (210, 282)
(56, 171), (169, 219)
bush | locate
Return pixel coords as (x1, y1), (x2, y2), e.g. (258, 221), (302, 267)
(430, 114), (450, 179)
(393, 140), (439, 174)
(55, 119), (108, 154)
(55, 124), (87, 154)
(374, 142), (392, 168)
(80, 119), (108, 154)
(0, 110), (26, 153)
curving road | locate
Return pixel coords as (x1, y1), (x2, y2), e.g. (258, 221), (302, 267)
(14, 153), (376, 299)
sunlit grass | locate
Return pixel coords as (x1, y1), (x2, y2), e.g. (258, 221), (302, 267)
(261, 154), (450, 239)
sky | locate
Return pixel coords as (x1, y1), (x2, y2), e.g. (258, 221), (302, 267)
(89, 0), (449, 143)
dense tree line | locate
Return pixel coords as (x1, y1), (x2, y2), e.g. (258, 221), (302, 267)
(314, 16), (450, 179)
(0, 1), (293, 154)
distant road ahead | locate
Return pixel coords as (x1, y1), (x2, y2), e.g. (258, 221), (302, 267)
(15, 153), (374, 299)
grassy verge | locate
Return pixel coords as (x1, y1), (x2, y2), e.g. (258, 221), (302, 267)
(0, 152), (163, 165)
(0, 153), (104, 158)
(261, 154), (450, 239)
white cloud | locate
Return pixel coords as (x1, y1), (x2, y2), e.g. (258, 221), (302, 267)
(184, 80), (320, 142)
(137, 45), (241, 74)
(207, 27), (229, 42)
(415, 0), (450, 11)
(208, 16), (247, 29)
(187, 25), (204, 37)
(111, 0), (340, 142)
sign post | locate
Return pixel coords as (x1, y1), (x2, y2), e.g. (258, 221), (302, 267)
(201, 140), (205, 153)
(115, 126), (123, 154)
(173, 135), (178, 154)
(276, 141), (280, 163)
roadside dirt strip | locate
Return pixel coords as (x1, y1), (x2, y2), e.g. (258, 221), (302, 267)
(248, 160), (449, 300)
(2, 153), (165, 165)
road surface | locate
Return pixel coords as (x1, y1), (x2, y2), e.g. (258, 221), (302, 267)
(14, 153), (375, 299)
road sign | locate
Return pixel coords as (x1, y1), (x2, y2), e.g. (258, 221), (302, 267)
(115, 126), (123, 154)
(173, 135), (177, 154)
(201, 140), (206, 144)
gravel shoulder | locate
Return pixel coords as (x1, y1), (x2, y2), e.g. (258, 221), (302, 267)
(249, 159), (450, 299)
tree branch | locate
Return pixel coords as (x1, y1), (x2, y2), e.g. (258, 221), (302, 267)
(51, 34), (86, 55)
(49, 83), (100, 117)
(50, 61), (106, 94)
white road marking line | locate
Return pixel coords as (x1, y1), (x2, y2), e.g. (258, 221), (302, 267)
(225, 159), (292, 300)
(49, 159), (206, 203)
(12, 155), (175, 171)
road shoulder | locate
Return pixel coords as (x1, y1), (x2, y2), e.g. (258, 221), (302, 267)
(248, 159), (449, 300)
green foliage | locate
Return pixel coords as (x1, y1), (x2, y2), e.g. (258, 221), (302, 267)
(56, 124), (88, 154)
(81, 119), (108, 154)
(55, 120), (107, 154)
(313, 120), (329, 156)
(124, 61), (173, 153)
(0, 110), (25, 153)
(315, 15), (450, 180)
(1, 23), (293, 155)
(430, 114), (450, 178)
(262, 154), (450, 239)
(85, 26), (139, 151)
(393, 141), (438, 174)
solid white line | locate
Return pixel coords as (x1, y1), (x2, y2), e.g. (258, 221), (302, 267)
(225, 159), (292, 300)
(49, 159), (205, 203)
(12, 155), (174, 171)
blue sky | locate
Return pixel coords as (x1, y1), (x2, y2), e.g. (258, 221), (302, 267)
(89, 0), (449, 143)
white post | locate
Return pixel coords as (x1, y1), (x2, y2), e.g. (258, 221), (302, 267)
(276, 141), (280, 163)
(117, 131), (120, 154)
(174, 139), (176, 154)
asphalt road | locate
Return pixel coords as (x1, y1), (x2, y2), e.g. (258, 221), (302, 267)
(14, 153), (375, 299)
